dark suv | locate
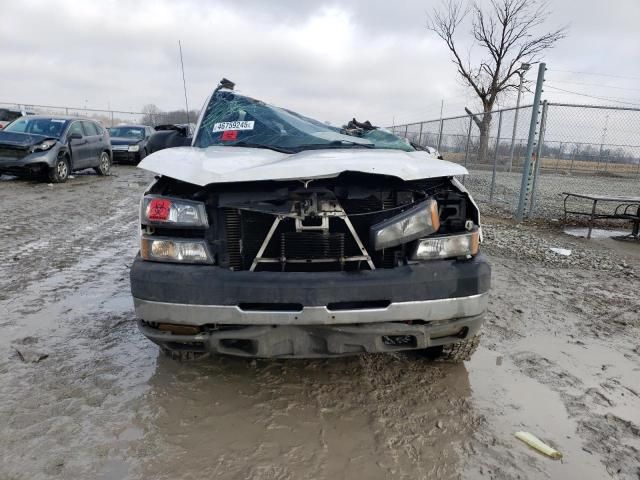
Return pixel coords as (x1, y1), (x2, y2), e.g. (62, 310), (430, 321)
(130, 81), (490, 361)
(108, 125), (155, 164)
(0, 116), (112, 182)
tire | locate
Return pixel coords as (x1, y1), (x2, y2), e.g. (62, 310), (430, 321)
(48, 156), (70, 183)
(421, 334), (481, 363)
(94, 151), (111, 176)
(159, 345), (209, 362)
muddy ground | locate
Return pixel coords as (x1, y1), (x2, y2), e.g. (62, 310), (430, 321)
(0, 166), (639, 480)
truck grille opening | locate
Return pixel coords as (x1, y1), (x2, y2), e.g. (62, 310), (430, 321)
(222, 193), (403, 272)
(281, 231), (345, 261)
(224, 208), (243, 270)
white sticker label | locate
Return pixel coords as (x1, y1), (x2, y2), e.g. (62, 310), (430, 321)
(212, 121), (254, 132)
(50, 119), (66, 123)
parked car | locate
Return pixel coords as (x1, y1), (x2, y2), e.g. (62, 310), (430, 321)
(130, 80), (490, 360)
(146, 123), (193, 154)
(0, 108), (25, 129)
(0, 116), (112, 182)
(107, 125), (155, 164)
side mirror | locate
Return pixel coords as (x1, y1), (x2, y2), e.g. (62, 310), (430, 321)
(68, 132), (83, 141)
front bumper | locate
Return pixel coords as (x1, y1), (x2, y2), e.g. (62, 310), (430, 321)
(133, 293), (488, 326)
(131, 255), (490, 357)
(130, 254), (490, 308)
(112, 149), (141, 163)
(0, 150), (55, 172)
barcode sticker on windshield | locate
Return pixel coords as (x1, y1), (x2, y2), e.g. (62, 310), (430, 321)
(212, 121), (254, 132)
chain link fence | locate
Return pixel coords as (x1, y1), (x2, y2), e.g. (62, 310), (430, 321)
(391, 102), (640, 221)
(0, 102), (148, 127)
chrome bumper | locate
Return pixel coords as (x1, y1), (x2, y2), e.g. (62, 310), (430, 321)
(133, 293), (488, 326)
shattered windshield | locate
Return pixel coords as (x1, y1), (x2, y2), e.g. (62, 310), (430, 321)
(194, 89), (414, 153)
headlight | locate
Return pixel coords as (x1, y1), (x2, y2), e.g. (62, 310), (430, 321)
(370, 199), (440, 250)
(141, 195), (208, 227)
(30, 139), (57, 152)
(128, 144), (140, 152)
(141, 237), (213, 264)
(411, 230), (479, 260)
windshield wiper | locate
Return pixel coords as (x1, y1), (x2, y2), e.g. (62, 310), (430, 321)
(225, 142), (296, 154)
(294, 140), (375, 151)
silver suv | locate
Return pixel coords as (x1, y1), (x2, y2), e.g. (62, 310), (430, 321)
(0, 116), (112, 182)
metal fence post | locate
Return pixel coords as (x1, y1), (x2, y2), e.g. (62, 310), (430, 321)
(110, 111), (114, 127)
(417, 122), (424, 147)
(516, 62), (546, 221)
(507, 107), (520, 173)
(463, 115), (472, 167)
(569, 146), (577, 174)
(529, 100), (548, 215)
(555, 141), (563, 173)
(489, 110), (503, 202)
(437, 117), (444, 152)
(404, 124), (409, 139)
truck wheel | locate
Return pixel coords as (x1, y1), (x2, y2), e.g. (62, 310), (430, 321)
(159, 345), (209, 362)
(48, 157), (70, 183)
(95, 151), (111, 176)
(422, 334), (481, 363)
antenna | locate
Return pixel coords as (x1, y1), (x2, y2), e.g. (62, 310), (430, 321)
(178, 40), (190, 124)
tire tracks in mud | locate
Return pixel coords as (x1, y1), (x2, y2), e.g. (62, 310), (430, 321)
(487, 255), (640, 479)
(1, 170), (639, 479)
(0, 168), (156, 479)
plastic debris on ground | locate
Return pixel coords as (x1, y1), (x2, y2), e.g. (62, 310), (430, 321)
(515, 431), (563, 460)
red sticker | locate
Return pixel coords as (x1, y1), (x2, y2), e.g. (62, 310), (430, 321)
(221, 130), (238, 141)
(148, 198), (172, 221)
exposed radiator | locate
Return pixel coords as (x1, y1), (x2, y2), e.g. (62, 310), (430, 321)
(224, 208), (243, 270)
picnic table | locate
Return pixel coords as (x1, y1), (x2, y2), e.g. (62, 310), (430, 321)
(562, 192), (640, 240)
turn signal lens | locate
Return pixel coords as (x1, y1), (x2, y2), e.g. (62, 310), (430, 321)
(411, 230), (480, 260)
(141, 237), (213, 264)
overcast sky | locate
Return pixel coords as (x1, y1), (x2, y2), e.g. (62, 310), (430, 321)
(2, 0), (640, 126)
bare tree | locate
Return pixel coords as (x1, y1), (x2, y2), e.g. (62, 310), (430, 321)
(142, 104), (163, 126)
(428, 0), (566, 162)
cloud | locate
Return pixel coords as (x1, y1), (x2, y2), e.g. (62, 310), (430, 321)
(1, 0), (639, 127)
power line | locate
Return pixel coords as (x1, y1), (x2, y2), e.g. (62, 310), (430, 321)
(373, 96), (470, 120)
(545, 85), (640, 107)
(549, 79), (640, 92)
(550, 69), (640, 82)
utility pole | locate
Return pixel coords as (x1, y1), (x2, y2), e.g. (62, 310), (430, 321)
(178, 40), (191, 125)
(507, 63), (530, 172)
(516, 62), (546, 221)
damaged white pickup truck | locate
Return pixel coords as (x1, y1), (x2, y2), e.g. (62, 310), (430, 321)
(130, 79), (491, 360)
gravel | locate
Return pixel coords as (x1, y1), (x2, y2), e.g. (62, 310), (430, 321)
(481, 221), (638, 278)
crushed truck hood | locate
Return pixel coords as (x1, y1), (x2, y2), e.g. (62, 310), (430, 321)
(138, 146), (467, 186)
